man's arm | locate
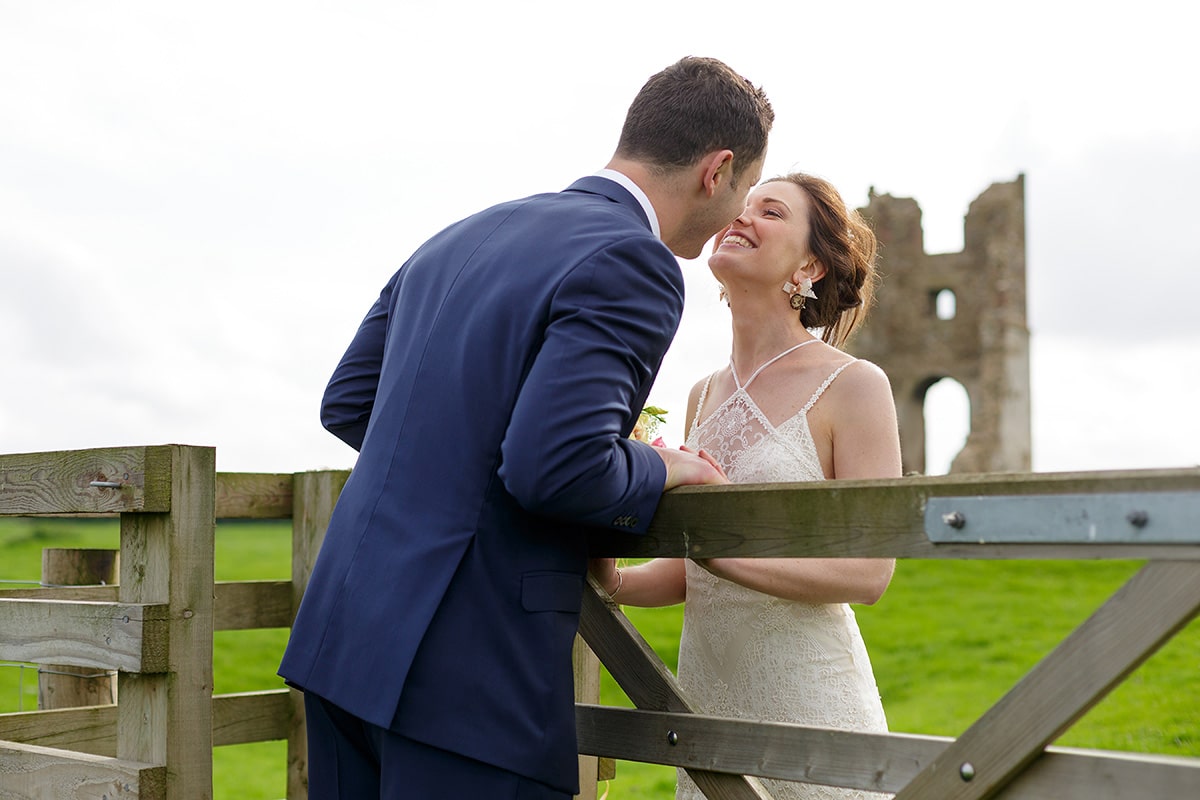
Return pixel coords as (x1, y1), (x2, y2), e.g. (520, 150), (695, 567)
(498, 236), (685, 531)
(319, 276), (397, 451)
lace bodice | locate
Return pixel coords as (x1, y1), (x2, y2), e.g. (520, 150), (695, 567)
(676, 345), (891, 800)
(688, 341), (852, 485)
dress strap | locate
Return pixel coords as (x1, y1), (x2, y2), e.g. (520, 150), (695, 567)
(692, 372), (717, 430)
(732, 339), (820, 390)
(800, 359), (859, 414)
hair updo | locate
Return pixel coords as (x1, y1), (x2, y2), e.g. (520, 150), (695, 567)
(766, 173), (879, 348)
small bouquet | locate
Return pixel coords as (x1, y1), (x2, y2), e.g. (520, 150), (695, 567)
(631, 405), (668, 447)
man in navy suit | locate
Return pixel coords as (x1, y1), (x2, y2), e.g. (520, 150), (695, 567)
(280, 56), (773, 799)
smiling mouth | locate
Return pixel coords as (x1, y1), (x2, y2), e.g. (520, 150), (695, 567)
(721, 233), (754, 248)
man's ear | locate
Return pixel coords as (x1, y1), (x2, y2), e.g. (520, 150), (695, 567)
(701, 150), (735, 197)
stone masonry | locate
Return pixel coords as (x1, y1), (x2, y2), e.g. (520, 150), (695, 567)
(848, 175), (1031, 474)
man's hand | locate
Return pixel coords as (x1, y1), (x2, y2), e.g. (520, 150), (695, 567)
(656, 445), (729, 491)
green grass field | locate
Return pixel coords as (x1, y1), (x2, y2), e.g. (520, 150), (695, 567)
(2, 518), (1197, 799)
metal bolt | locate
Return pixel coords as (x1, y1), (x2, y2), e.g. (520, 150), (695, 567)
(90, 481), (122, 489)
(960, 762), (975, 781)
(942, 511), (966, 529)
(183, 609), (194, 619)
(1127, 510), (1149, 528)
(666, 730), (679, 746)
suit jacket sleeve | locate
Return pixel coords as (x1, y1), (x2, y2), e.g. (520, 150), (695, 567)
(498, 235), (682, 531)
(319, 276), (397, 451)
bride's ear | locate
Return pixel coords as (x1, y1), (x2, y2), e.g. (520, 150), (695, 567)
(792, 258), (826, 286)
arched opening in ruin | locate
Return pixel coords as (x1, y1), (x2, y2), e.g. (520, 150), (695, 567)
(923, 376), (970, 474)
(932, 288), (957, 320)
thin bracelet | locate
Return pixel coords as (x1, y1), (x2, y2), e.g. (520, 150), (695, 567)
(611, 567), (623, 598)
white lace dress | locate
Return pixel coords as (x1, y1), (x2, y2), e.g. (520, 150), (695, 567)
(677, 342), (891, 800)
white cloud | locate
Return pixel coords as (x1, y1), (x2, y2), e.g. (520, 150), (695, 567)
(2, 1), (1198, 473)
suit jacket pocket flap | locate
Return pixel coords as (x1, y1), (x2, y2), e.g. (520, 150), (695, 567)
(521, 572), (583, 613)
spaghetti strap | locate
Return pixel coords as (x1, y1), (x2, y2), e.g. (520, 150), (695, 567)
(800, 359), (859, 414)
(732, 339), (820, 391)
(692, 373), (718, 430)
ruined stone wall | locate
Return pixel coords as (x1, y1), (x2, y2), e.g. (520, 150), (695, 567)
(848, 175), (1030, 474)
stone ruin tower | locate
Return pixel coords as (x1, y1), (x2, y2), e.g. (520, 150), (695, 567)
(848, 175), (1031, 475)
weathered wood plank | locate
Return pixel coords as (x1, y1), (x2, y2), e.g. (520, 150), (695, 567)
(0, 581), (291, 632)
(894, 560), (1200, 799)
(41, 548), (119, 586)
(573, 637), (602, 800)
(0, 445), (173, 515)
(214, 580), (292, 630)
(212, 690), (291, 747)
(0, 585), (116, 601)
(39, 549), (120, 710)
(0, 705), (116, 757)
(0, 739), (164, 799)
(0, 691), (294, 755)
(288, 470), (348, 799)
(215, 472), (295, 519)
(575, 706), (1200, 799)
(0, 598), (168, 672)
(590, 470), (1200, 560)
(578, 578), (687, 713)
(576, 705), (898, 795)
(117, 444), (215, 798)
(578, 577), (774, 800)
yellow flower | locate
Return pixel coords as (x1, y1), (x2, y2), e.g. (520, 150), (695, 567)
(632, 406), (668, 444)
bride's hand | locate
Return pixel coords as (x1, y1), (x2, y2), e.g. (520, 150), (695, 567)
(680, 445), (726, 479)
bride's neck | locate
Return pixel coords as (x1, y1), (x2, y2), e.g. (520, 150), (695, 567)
(729, 308), (814, 376)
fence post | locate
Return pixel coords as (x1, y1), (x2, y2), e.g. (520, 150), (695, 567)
(573, 636), (606, 800)
(38, 548), (120, 710)
(117, 444), (216, 798)
(288, 470), (349, 800)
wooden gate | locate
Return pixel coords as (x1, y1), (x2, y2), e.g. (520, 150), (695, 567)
(580, 469), (1200, 798)
(2, 446), (1198, 798)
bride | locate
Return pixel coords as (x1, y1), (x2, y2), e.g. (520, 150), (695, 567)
(593, 172), (901, 800)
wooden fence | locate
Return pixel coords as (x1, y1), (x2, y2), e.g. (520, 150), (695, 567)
(1, 445), (1198, 798)
(0, 445), (344, 799)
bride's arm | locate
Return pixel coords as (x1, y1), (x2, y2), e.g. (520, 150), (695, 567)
(696, 557), (894, 605)
(591, 557), (687, 607)
(700, 361), (902, 605)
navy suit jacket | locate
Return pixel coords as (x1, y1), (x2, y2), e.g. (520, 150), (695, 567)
(279, 176), (684, 792)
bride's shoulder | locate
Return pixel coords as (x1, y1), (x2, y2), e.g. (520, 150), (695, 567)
(838, 358), (891, 389)
(689, 366), (729, 397)
(823, 358), (895, 411)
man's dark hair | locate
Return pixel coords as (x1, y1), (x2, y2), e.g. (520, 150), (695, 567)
(616, 56), (774, 182)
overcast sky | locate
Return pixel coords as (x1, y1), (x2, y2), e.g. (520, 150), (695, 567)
(2, 1), (1197, 475)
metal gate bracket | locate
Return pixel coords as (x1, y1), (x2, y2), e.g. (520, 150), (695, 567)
(925, 491), (1200, 544)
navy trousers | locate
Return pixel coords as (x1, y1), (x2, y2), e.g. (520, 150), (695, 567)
(303, 693), (574, 799)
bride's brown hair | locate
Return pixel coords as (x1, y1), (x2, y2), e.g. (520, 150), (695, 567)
(766, 173), (879, 349)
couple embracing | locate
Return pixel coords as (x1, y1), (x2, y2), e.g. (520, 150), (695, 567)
(280, 56), (900, 800)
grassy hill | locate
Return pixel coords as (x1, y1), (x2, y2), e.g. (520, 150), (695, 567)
(2, 518), (1196, 799)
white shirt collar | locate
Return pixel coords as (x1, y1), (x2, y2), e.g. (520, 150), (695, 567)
(594, 168), (661, 240)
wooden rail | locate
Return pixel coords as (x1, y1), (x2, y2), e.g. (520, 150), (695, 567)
(582, 468), (1200, 799)
(2, 446), (1198, 798)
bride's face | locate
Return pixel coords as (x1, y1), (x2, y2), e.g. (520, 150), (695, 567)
(708, 181), (814, 295)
